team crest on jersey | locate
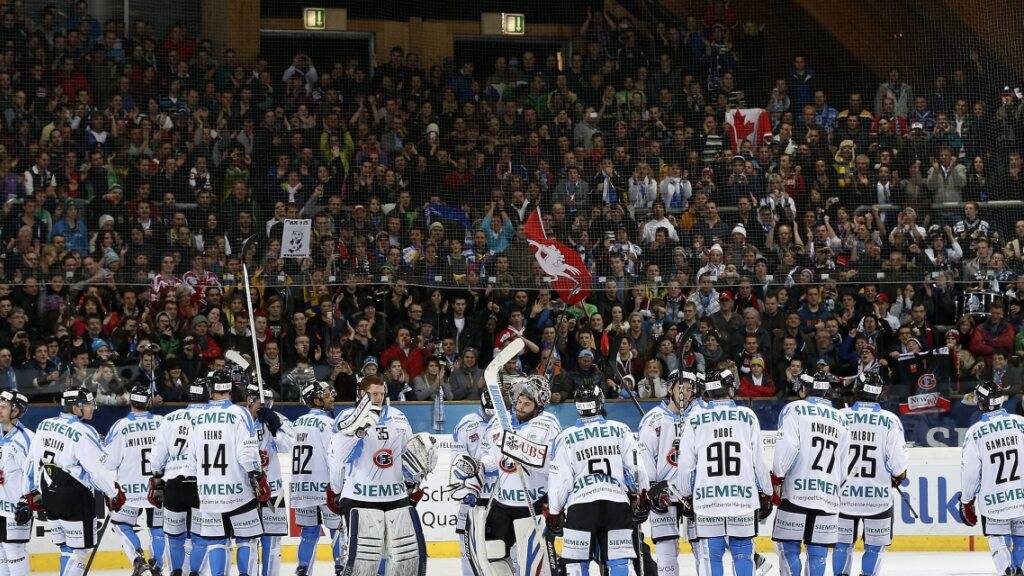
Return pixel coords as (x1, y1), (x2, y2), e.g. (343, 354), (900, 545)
(470, 433), (479, 442)
(373, 449), (394, 468)
(916, 373), (937, 391)
(499, 457), (518, 473)
(666, 447), (679, 468)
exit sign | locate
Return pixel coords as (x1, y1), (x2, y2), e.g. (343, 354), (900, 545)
(304, 7), (326, 30)
(501, 13), (525, 35)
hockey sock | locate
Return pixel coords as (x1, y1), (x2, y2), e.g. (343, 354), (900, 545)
(728, 537), (754, 576)
(298, 525), (320, 570)
(150, 526), (166, 569)
(1, 543), (28, 576)
(190, 536), (213, 576)
(58, 544), (72, 576)
(832, 542), (853, 575)
(776, 541), (802, 576)
(61, 548), (88, 576)
(692, 538), (710, 576)
(260, 535), (281, 576)
(0, 540), (8, 576)
(206, 539), (229, 576)
(330, 527), (346, 569)
(806, 544), (828, 576)
(565, 560), (589, 576)
(703, 537), (727, 576)
(114, 521), (145, 562)
(236, 537), (258, 576)
(861, 544), (885, 576)
(608, 558), (629, 576)
(991, 536), (1013, 575)
(1012, 535), (1024, 569)
(168, 532), (188, 571)
(654, 539), (679, 576)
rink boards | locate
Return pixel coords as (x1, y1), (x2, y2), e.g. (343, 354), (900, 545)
(26, 435), (983, 570)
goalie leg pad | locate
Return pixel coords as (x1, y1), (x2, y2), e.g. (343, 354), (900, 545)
(990, 536), (1012, 576)
(383, 506), (427, 576)
(345, 508), (386, 576)
(512, 517), (551, 576)
(465, 504), (492, 576)
(484, 541), (515, 576)
(0, 542), (28, 576)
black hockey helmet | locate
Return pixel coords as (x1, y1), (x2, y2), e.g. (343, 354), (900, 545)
(975, 380), (1008, 412)
(703, 369), (733, 400)
(61, 386), (95, 412)
(480, 386), (496, 417)
(188, 376), (210, 403)
(0, 388), (27, 418)
(575, 383), (605, 418)
(209, 366), (241, 396)
(855, 372), (886, 402)
(300, 380), (333, 408)
(804, 371), (833, 398)
(128, 383), (152, 410)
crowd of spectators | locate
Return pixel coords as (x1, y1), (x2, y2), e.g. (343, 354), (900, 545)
(0, 0), (1023, 407)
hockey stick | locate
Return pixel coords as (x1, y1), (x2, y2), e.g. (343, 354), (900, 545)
(241, 262), (267, 402)
(82, 510), (112, 576)
(484, 338), (558, 576)
(895, 485), (919, 519)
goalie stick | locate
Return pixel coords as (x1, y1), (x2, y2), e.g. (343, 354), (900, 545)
(483, 338), (558, 576)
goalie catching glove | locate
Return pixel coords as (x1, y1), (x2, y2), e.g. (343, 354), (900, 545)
(447, 453), (483, 505)
(336, 395), (382, 437)
(402, 432), (438, 483)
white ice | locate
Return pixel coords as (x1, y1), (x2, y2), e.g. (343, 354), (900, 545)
(34, 552), (1000, 576)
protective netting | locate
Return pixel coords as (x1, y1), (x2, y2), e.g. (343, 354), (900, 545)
(1, 1), (1023, 403)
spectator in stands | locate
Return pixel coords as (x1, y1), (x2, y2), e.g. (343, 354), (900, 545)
(969, 302), (1016, 360)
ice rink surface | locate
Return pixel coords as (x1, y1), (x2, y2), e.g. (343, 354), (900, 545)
(36, 552), (1000, 576)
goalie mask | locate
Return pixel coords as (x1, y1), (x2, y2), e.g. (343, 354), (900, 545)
(575, 383), (605, 418)
(855, 372), (885, 402)
(511, 375), (551, 419)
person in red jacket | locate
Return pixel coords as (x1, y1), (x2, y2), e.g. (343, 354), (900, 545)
(380, 326), (431, 381)
(738, 355), (776, 397)
(969, 301), (1016, 361)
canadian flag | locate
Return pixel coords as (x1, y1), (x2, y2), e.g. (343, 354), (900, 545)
(524, 208), (591, 305)
(724, 108), (773, 153)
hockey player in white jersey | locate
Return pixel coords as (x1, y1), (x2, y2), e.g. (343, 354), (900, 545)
(547, 383), (646, 576)
(771, 372), (850, 576)
(833, 372), (909, 576)
(23, 387), (127, 576)
(104, 383), (166, 576)
(479, 374), (561, 576)
(244, 383), (294, 576)
(639, 370), (694, 576)
(148, 376), (209, 576)
(290, 380), (346, 576)
(328, 374), (435, 576)
(0, 390), (32, 576)
(448, 388), (498, 576)
(188, 368), (271, 576)
(960, 380), (1024, 576)
(677, 370), (772, 576)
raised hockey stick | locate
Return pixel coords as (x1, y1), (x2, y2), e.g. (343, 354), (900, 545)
(241, 262), (267, 402)
(484, 338), (557, 576)
(82, 510), (112, 576)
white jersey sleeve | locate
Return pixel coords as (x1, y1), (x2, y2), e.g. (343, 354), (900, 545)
(25, 414), (118, 498)
(547, 417), (642, 515)
(188, 400), (260, 512)
(103, 412), (164, 508)
(256, 412), (293, 497)
(329, 405), (413, 504)
(638, 403), (681, 483)
(961, 410), (1024, 520)
(291, 409), (338, 508)
(0, 423), (33, 518)
(840, 403), (909, 516)
(772, 397), (850, 514)
(677, 401), (769, 517)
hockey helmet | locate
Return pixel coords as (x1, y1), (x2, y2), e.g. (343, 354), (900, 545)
(61, 386), (95, 412)
(128, 383), (152, 410)
(575, 383), (605, 418)
(300, 380), (333, 408)
(0, 388), (27, 418)
(511, 375), (551, 416)
(855, 372), (885, 402)
(975, 380), (1008, 412)
(188, 376), (211, 403)
(805, 371), (833, 398)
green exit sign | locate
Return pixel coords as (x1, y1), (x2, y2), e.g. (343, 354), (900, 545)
(502, 13), (525, 35)
(304, 7), (326, 30)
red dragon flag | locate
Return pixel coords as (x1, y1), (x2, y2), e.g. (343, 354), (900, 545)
(724, 108), (773, 153)
(524, 208), (591, 305)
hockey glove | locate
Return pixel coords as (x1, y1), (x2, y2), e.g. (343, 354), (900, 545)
(147, 472), (165, 507)
(23, 490), (41, 512)
(959, 499), (978, 527)
(648, 480), (672, 514)
(891, 470), (907, 488)
(630, 490), (651, 525)
(326, 484), (342, 515)
(260, 449), (271, 469)
(248, 470), (272, 503)
(680, 496), (695, 520)
(257, 406), (283, 436)
(407, 482), (425, 506)
(108, 484), (127, 512)
(770, 473), (784, 506)
(542, 504), (564, 536)
(13, 498), (30, 525)
(758, 492), (774, 521)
